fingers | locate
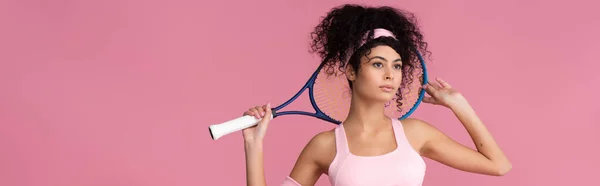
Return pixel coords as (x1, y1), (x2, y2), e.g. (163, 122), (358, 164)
(247, 108), (260, 119)
(423, 84), (436, 96)
(264, 103), (272, 118)
(256, 103), (272, 134)
(422, 96), (438, 105)
(243, 109), (256, 117)
(423, 77), (451, 94)
(436, 77), (452, 88)
(255, 105), (265, 117)
(259, 103), (272, 125)
(428, 81), (441, 90)
(244, 104), (270, 119)
(261, 105), (268, 117)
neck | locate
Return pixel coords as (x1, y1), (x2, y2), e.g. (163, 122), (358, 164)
(343, 93), (390, 131)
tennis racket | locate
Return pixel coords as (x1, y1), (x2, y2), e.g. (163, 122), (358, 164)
(209, 50), (428, 140)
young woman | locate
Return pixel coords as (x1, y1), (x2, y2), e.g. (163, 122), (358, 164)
(241, 4), (511, 186)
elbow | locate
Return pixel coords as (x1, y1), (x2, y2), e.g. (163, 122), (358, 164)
(494, 161), (512, 176)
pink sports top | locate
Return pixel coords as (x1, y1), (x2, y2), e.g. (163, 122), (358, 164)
(281, 118), (426, 186)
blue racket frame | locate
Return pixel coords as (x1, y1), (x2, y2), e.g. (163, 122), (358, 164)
(272, 50), (428, 124)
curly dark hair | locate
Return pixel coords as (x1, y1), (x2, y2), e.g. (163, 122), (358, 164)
(309, 4), (430, 112)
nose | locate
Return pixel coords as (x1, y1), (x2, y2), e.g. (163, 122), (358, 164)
(384, 68), (394, 80)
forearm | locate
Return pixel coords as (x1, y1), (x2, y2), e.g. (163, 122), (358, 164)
(450, 103), (512, 172)
(245, 141), (267, 186)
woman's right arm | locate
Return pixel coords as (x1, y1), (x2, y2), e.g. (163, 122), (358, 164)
(286, 131), (334, 185)
(243, 104), (332, 186)
(242, 104), (271, 186)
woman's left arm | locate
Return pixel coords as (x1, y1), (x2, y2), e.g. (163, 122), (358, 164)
(417, 78), (512, 176)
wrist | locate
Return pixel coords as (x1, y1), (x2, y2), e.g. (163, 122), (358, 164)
(449, 101), (475, 115)
(244, 140), (264, 152)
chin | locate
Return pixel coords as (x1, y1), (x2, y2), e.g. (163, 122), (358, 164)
(372, 95), (395, 103)
(359, 89), (397, 103)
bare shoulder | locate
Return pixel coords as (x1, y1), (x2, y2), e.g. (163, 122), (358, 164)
(401, 118), (436, 132)
(400, 118), (440, 154)
(302, 129), (336, 167)
(307, 129), (336, 148)
(289, 128), (337, 182)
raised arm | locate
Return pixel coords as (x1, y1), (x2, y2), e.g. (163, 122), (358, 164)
(242, 103), (272, 186)
(405, 115), (512, 176)
(415, 78), (512, 176)
(243, 104), (333, 186)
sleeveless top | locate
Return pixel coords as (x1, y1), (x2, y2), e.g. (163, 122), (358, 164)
(280, 118), (426, 186)
(327, 118), (426, 186)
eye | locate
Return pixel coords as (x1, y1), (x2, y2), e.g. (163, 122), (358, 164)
(372, 62), (383, 68)
(394, 64), (402, 70)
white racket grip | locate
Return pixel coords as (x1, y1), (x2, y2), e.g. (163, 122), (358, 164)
(209, 114), (273, 140)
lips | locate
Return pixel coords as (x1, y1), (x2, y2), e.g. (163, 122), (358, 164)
(379, 85), (395, 92)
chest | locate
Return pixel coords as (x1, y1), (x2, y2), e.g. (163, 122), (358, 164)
(331, 151), (426, 186)
(346, 130), (398, 157)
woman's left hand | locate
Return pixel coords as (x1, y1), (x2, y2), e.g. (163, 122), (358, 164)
(422, 77), (468, 109)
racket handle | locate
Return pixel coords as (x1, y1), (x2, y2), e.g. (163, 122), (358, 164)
(208, 115), (272, 140)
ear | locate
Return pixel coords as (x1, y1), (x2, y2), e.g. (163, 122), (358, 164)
(345, 65), (356, 81)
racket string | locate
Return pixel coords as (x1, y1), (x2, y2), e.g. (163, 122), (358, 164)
(313, 63), (425, 122)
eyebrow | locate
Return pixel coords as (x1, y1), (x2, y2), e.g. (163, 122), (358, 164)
(370, 56), (402, 63)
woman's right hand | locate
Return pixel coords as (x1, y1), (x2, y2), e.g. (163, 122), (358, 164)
(242, 103), (272, 143)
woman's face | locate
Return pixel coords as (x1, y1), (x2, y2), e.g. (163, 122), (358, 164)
(348, 45), (403, 103)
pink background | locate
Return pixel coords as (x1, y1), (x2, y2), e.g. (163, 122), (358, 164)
(1, 0), (599, 185)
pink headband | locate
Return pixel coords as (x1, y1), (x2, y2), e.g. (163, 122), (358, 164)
(343, 28), (397, 65)
(359, 28), (397, 46)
